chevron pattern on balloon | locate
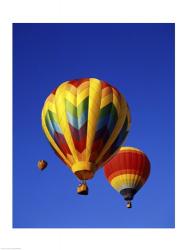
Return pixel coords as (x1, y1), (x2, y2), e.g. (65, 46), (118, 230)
(42, 78), (131, 179)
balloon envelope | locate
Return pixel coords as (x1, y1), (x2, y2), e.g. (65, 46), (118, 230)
(104, 147), (150, 205)
(41, 78), (131, 180)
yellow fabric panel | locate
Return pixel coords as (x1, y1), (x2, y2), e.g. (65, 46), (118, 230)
(65, 82), (77, 95)
(46, 93), (56, 106)
(47, 93), (54, 103)
(55, 83), (78, 162)
(101, 86), (112, 98)
(112, 87), (120, 97)
(110, 174), (143, 192)
(47, 101), (56, 114)
(119, 146), (143, 154)
(96, 93), (127, 164)
(100, 93), (113, 109)
(66, 154), (74, 165)
(71, 161), (95, 173)
(45, 93), (56, 116)
(100, 87), (121, 114)
(86, 78), (102, 161)
(41, 98), (71, 167)
(76, 150), (86, 161)
(77, 87), (89, 106)
(112, 91), (121, 117)
(77, 80), (89, 93)
(65, 84), (77, 107)
(126, 104), (131, 130)
(63, 89), (77, 106)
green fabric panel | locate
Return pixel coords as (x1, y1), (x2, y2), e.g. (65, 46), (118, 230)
(65, 97), (88, 118)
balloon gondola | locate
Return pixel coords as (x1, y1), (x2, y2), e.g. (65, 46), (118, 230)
(77, 181), (89, 195)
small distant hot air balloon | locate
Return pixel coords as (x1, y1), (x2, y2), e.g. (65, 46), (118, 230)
(104, 147), (150, 208)
(41, 78), (131, 194)
(38, 160), (48, 170)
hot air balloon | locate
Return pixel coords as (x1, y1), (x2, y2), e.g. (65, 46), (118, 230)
(38, 160), (48, 170)
(41, 78), (131, 194)
(104, 147), (150, 208)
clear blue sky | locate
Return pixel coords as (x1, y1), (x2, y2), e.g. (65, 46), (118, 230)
(13, 23), (175, 228)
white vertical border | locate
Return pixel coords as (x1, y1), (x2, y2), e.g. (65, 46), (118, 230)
(0, 19), (12, 230)
(0, 0), (186, 249)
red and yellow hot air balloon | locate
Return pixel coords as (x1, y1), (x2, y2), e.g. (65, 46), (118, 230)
(104, 147), (150, 208)
(41, 78), (131, 194)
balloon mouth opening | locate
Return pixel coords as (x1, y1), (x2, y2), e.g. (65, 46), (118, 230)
(120, 188), (136, 201)
(71, 161), (96, 180)
(75, 170), (94, 180)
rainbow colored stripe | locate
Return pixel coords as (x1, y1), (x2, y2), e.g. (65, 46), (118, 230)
(42, 78), (131, 180)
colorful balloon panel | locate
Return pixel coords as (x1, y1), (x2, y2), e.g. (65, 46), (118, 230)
(41, 78), (131, 180)
(104, 147), (150, 193)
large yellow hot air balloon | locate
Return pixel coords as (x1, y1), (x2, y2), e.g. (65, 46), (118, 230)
(41, 78), (131, 194)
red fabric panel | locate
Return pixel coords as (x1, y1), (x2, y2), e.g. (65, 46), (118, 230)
(68, 79), (81, 87)
(54, 132), (71, 155)
(104, 149), (150, 182)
